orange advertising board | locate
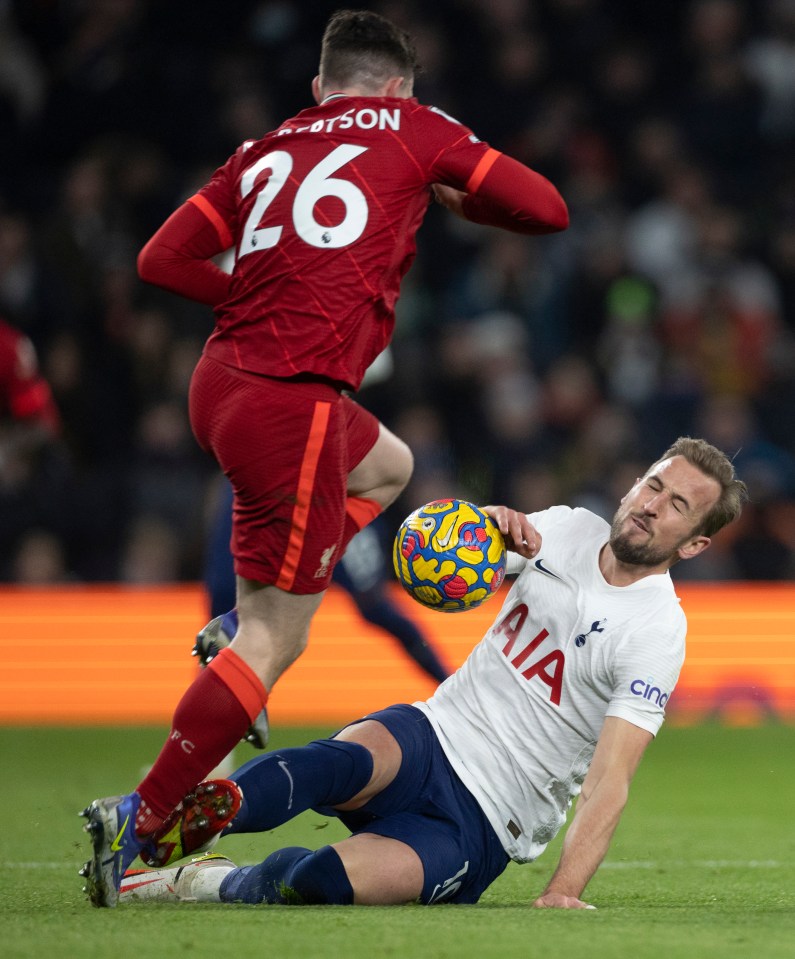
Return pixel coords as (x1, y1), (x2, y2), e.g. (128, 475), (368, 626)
(1, 582), (793, 726)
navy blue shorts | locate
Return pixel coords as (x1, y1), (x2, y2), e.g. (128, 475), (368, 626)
(322, 704), (509, 904)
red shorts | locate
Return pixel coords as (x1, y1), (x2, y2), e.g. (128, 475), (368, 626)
(189, 355), (379, 593)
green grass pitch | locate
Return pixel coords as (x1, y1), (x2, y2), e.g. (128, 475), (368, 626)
(2, 723), (794, 959)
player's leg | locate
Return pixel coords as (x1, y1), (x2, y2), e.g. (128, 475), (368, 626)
(124, 720), (407, 892)
(332, 833), (424, 904)
(141, 734), (379, 869)
(216, 803), (497, 906)
(346, 418), (413, 507)
(193, 725), (417, 906)
(195, 401), (411, 752)
(81, 585), (316, 907)
(196, 476), (269, 748)
(234, 708), (431, 905)
(81, 364), (347, 907)
(279, 802), (504, 905)
(120, 838), (420, 906)
(331, 706), (511, 906)
(219, 717), (400, 829)
(342, 397), (412, 553)
(192, 604), (271, 749)
(128, 584), (322, 829)
(136, 365), (348, 815)
(194, 401), (412, 717)
(216, 833), (422, 905)
(141, 717), (406, 869)
(228, 581), (322, 688)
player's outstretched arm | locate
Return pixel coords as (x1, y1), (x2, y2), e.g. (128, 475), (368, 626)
(138, 200), (233, 306)
(434, 153), (568, 236)
(481, 505), (540, 559)
(533, 716), (653, 910)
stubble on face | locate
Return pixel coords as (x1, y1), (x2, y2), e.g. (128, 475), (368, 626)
(608, 514), (676, 567)
(608, 505), (696, 569)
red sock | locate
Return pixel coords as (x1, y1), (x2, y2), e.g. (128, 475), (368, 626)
(134, 647), (268, 834)
(341, 496), (382, 551)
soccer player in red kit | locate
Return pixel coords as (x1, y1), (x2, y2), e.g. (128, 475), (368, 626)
(0, 317), (59, 465)
(80, 9), (568, 908)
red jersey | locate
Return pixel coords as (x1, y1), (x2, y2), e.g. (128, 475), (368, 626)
(0, 319), (59, 433)
(140, 95), (568, 391)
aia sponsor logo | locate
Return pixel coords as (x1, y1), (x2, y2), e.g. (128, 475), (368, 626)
(495, 602), (564, 706)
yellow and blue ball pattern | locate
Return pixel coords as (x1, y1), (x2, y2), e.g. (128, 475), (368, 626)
(392, 499), (506, 612)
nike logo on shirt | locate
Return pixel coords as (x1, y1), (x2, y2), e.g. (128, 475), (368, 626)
(534, 558), (562, 580)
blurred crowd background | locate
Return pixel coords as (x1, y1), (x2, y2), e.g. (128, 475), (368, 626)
(1, 0), (794, 585)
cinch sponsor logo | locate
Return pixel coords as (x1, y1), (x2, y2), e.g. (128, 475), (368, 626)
(630, 678), (670, 707)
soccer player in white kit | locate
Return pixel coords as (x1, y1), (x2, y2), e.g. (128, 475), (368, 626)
(116, 438), (747, 910)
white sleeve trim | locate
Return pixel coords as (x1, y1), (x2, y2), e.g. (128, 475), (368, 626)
(605, 704), (664, 737)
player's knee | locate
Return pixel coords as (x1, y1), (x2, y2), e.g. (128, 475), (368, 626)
(305, 737), (375, 804)
(390, 438), (413, 495)
(372, 434), (413, 506)
(285, 845), (354, 905)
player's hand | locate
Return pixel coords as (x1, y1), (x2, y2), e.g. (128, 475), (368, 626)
(532, 892), (596, 910)
(431, 183), (467, 219)
(482, 506), (541, 559)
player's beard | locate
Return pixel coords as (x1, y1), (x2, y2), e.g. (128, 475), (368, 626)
(608, 513), (679, 568)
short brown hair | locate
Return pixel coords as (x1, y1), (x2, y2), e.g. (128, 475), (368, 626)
(648, 436), (748, 536)
(319, 10), (419, 92)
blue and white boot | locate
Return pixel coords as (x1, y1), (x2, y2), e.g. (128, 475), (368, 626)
(79, 792), (144, 908)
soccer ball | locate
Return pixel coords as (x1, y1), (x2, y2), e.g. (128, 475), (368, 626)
(392, 499), (506, 612)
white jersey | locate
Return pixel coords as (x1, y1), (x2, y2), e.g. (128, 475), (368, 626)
(414, 506), (686, 863)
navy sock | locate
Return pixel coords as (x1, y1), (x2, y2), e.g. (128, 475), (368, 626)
(220, 846), (310, 904)
(220, 845), (354, 905)
(225, 738), (374, 834)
